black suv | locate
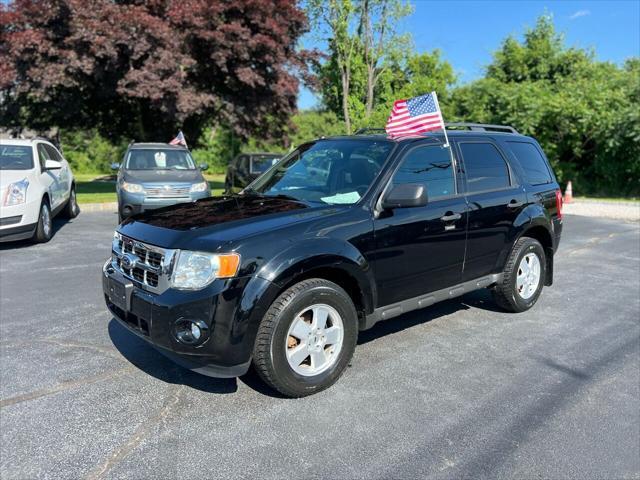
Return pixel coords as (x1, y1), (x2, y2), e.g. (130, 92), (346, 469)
(102, 124), (563, 397)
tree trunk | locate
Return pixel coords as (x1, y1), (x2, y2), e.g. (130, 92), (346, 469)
(341, 67), (351, 134)
(366, 64), (375, 118)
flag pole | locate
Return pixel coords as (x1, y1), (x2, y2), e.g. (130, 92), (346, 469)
(432, 91), (450, 148)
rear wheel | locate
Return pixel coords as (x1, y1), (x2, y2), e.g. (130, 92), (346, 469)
(61, 186), (79, 219)
(252, 278), (358, 397)
(33, 200), (53, 243)
(493, 237), (546, 312)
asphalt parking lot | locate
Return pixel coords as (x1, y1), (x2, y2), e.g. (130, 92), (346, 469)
(0, 212), (638, 479)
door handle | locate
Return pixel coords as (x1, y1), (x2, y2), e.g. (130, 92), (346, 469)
(440, 213), (462, 222)
(507, 200), (523, 208)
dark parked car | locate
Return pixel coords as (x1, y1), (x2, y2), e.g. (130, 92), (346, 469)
(103, 124), (563, 397)
(224, 152), (281, 193)
(113, 143), (210, 221)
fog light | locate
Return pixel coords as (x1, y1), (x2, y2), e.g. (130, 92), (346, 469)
(172, 319), (209, 346)
(191, 323), (201, 340)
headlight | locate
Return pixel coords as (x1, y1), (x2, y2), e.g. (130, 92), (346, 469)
(122, 181), (143, 193)
(3, 179), (29, 206)
(171, 251), (240, 290)
(190, 181), (209, 193)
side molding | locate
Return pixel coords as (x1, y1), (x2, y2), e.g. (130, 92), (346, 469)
(362, 274), (502, 330)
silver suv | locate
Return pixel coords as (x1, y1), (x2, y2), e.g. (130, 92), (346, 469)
(113, 143), (210, 221)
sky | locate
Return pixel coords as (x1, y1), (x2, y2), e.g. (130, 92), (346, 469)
(298, 0), (640, 109)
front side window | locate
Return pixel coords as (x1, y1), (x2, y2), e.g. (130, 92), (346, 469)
(37, 144), (51, 171)
(459, 143), (511, 193)
(125, 149), (196, 170)
(507, 142), (552, 185)
(0, 145), (34, 170)
(392, 145), (455, 200)
(44, 144), (64, 163)
(249, 139), (394, 204)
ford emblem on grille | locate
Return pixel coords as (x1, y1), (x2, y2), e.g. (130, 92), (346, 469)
(121, 253), (138, 269)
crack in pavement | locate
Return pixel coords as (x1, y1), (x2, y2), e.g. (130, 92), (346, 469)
(85, 385), (185, 480)
(0, 366), (134, 408)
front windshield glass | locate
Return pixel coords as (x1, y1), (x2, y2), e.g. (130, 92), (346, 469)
(125, 149), (196, 170)
(0, 145), (34, 170)
(248, 139), (393, 205)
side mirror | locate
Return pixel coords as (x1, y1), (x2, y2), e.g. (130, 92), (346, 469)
(45, 159), (62, 170)
(381, 183), (428, 209)
(110, 162), (120, 171)
(199, 163), (208, 171)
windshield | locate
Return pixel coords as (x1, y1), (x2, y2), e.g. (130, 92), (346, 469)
(250, 154), (281, 175)
(0, 145), (34, 170)
(125, 149), (195, 170)
(248, 139), (393, 204)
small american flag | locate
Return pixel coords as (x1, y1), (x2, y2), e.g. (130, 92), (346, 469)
(169, 130), (187, 147)
(385, 92), (445, 138)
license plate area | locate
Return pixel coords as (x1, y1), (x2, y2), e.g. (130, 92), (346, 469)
(108, 277), (130, 311)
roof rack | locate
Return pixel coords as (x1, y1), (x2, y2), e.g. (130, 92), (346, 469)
(445, 122), (519, 134)
(354, 128), (387, 135)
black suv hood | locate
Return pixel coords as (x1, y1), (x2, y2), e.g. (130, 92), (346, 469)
(122, 169), (204, 183)
(118, 195), (346, 250)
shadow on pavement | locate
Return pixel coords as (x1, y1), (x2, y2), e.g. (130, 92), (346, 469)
(108, 319), (238, 394)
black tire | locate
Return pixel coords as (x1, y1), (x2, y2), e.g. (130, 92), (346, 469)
(33, 199), (53, 243)
(61, 186), (79, 219)
(252, 278), (358, 397)
(492, 237), (546, 312)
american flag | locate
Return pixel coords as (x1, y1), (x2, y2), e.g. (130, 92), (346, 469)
(385, 92), (445, 138)
(169, 130), (187, 147)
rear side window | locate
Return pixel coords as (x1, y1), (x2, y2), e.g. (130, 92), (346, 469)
(459, 143), (510, 193)
(507, 142), (552, 185)
(392, 145), (455, 199)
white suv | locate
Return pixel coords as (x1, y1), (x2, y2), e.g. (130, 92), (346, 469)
(0, 138), (79, 243)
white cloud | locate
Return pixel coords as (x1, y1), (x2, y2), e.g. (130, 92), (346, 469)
(569, 9), (591, 20)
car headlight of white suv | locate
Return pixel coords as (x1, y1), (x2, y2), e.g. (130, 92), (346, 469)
(3, 179), (29, 206)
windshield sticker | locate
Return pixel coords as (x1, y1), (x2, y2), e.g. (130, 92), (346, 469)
(154, 151), (167, 167)
(320, 191), (361, 204)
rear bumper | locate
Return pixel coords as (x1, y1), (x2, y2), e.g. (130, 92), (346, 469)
(102, 260), (273, 378)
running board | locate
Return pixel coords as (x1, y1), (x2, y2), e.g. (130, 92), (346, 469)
(361, 274), (503, 330)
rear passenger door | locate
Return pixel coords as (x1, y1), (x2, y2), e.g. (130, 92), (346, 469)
(456, 139), (527, 282)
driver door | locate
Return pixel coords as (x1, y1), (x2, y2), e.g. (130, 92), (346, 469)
(372, 142), (468, 307)
(36, 143), (62, 209)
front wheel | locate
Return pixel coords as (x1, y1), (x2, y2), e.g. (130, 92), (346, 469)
(33, 200), (53, 243)
(492, 237), (546, 312)
(252, 278), (358, 397)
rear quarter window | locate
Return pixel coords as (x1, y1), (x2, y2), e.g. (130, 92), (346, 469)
(507, 142), (553, 185)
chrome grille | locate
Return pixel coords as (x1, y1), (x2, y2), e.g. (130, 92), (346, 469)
(144, 185), (191, 198)
(111, 233), (175, 292)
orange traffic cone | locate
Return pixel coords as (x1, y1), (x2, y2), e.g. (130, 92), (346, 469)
(563, 181), (573, 204)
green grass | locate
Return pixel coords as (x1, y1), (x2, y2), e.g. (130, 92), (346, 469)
(75, 173), (226, 204)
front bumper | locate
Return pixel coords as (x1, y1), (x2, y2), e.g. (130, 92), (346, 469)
(118, 190), (210, 218)
(102, 259), (272, 378)
(0, 199), (40, 242)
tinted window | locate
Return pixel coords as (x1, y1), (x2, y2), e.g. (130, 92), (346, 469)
(392, 145), (455, 199)
(125, 149), (195, 170)
(37, 144), (51, 171)
(459, 143), (510, 192)
(0, 145), (34, 170)
(507, 142), (552, 185)
(44, 144), (63, 162)
(251, 139), (393, 204)
(250, 154), (280, 174)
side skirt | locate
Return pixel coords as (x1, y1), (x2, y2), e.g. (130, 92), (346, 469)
(361, 273), (503, 331)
